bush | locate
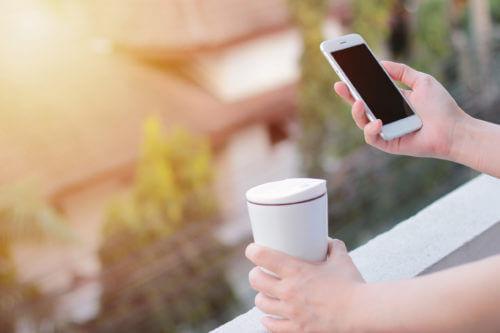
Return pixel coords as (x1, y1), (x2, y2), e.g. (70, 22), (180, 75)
(93, 119), (237, 332)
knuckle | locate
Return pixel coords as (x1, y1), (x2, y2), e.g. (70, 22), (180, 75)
(254, 293), (265, 308)
(363, 131), (373, 145)
(351, 108), (357, 118)
(421, 73), (434, 85)
(281, 282), (297, 301)
(400, 64), (411, 76)
(333, 238), (346, 246)
(248, 267), (260, 288)
(333, 239), (347, 250)
(352, 109), (363, 124)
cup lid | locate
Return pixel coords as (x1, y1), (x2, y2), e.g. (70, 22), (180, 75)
(246, 178), (326, 205)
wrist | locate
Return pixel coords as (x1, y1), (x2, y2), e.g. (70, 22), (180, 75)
(447, 112), (480, 165)
(350, 282), (415, 333)
(347, 283), (390, 333)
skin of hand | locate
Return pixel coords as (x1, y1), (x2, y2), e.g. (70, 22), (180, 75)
(246, 240), (500, 333)
(243, 62), (500, 333)
(334, 60), (500, 178)
(246, 239), (366, 333)
(333, 60), (469, 159)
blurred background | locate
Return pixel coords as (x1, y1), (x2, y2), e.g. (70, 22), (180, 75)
(0, 0), (498, 332)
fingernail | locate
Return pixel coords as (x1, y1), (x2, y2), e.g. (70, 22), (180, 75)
(245, 243), (257, 258)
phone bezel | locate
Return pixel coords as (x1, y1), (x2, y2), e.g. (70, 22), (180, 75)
(320, 33), (422, 141)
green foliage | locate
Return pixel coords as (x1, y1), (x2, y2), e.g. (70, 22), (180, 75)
(102, 119), (216, 243)
(491, 0), (500, 23)
(411, 0), (454, 79)
(351, 0), (394, 49)
(288, 0), (361, 177)
(96, 118), (235, 332)
(329, 150), (475, 247)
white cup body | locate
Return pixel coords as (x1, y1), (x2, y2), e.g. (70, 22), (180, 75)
(247, 193), (328, 263)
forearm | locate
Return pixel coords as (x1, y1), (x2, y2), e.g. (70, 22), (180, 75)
(355, 255), (500, 333)
(450, 114), (500, 178)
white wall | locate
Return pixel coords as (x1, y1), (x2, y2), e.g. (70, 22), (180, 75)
(214, 123), (300, 246)
(190, 29), (302, 102)
(189, 18), (343, 102)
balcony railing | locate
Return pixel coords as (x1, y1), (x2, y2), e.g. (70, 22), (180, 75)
(212, 174), (500, 332)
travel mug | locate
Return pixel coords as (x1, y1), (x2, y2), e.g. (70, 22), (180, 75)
(246, 178), (329, 274)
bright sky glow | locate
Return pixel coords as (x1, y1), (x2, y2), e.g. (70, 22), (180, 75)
(14, 9), (54, 38)
(0, 1), (61, 71)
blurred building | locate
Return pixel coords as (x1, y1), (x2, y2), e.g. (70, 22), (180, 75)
(0, 0), (342, 329)
(87, 0), (291, 52)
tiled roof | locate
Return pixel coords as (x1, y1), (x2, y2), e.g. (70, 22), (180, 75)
(87, 0), (291, 51)
(0, 47), (296, 198)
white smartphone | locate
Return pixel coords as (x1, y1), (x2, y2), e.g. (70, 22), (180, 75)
(320, 33), (422, 140)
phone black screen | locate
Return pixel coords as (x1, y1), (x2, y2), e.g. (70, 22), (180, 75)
(332, 44), (414, 124)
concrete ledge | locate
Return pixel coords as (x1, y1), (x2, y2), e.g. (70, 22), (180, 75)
(212, 174), (500, 333)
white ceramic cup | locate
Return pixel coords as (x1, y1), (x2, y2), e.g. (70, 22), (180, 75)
(246, 178), (329, 275)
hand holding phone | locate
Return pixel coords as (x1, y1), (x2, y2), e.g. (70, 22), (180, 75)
(321, 34), (422, 140)
(335, 60), (470, 160)
(321, 34), (468, 159)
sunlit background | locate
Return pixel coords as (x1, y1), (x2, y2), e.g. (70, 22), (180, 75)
(0, 0), (499, 332)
